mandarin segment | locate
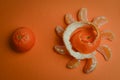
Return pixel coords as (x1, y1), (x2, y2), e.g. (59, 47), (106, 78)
(55, 26), (64, 38)
(65, 14), (75, 25)
(96, 45), (112, 61)
(54, 45), (67, 55)
(83, 57), (97, 73)
(101, 30), (115, 41)
(78, 8), (88, 22)
(92, 16), (108, 27)
(66, 59), (80, 69)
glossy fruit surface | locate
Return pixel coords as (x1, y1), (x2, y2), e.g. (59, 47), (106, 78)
(11, 27), (35, 52)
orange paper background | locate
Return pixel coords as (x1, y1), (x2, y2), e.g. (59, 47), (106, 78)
(0, 0), (120, 80)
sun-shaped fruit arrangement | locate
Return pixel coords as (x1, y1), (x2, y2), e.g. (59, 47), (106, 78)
(54, 8), (114, 73)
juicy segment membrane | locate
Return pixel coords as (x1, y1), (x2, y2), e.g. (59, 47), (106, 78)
(101, 30), (115, 41)
(96, 45), (112, 61)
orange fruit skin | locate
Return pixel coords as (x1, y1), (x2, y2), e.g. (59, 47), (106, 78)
(11, 27), (35, 52)
(70, 25), (101, 54)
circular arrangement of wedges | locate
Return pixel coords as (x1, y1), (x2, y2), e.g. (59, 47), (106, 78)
(54, 8), (114, 73)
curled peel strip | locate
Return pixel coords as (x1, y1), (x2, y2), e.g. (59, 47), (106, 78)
(63, 22), (100, 59)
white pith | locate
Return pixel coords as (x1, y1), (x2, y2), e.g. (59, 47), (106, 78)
(63, 22), (97, 60)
